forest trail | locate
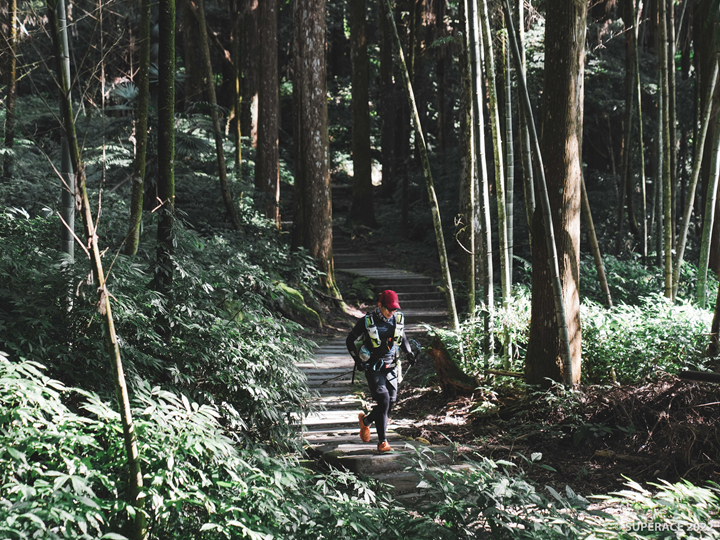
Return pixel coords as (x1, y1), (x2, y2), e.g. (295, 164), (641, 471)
(296, 195), (455, 497)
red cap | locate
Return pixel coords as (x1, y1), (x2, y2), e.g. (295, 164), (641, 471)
(379, 290), (401, 310)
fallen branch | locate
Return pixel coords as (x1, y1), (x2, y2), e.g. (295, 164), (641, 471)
(594, 450), (649, 463)
(486, 369), (524, 378)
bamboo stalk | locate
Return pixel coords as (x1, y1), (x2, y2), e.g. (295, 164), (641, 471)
(125, 0), (151, 256)
(581, 173), (613, 308)
(381, 0), (459, 331)
(673, 59), (718, 299)
(189, 0), (242, 230)
(48, 0), (147, 537)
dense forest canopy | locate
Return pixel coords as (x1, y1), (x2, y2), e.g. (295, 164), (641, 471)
(2, 0), (720, 538)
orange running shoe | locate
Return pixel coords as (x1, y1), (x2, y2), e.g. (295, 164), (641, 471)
(377, 441), (394, 453)
(358, 413), (371, 443)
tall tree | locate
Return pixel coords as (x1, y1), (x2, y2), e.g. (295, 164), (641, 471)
(348, 0), (376, 227)
(458, 0), (476, 314)
(256, 0), (280, 225)
(241, 3), (259, 147)
(480, 0), (510, 304)
(378, 0), (397, 197)
(155, 0), (176, 302)
(524, 0), (585, 386)
(187, 0), (242, 230)
(517, 0), (535, 237)
(231, 1), (243, 180)
(182, 0), (206, 105)
(47, 0), (75, 260)
(48, 0), (147, 537)
(382, 0), (460, 330)
(470, 0), (494, 357)
(503, 16), (515, 283)
(292, 0), (339, 297)
(700, 5), (720, 274)
(434, 0), (451, 158)
(125, 0), (151, 256)
(697, 127), (720, 308)
(674, 58), (718, 299)
(3, 0), (17, 179)
(615, 0), (639, 255)
(633, 0), (648, 260)
(659, 0), (673, 298)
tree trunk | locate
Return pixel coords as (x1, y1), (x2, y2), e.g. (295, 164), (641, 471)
(517, 0), (584, 387)
(504, 14), (514, 283)
(382, 0), (460, 331)
(256, 0), (279, 225)
(182, 0), (205, 106)
(293, 0), (340, 298)
(615, 0), (637, 255)
(459, 0), (475, 314)
(156, 0), (176, 302)
(188, 0), (242, 230)
(654, 59), (664, 267)
(3, 0), (17, 179)
(348, 0), (376, 227)
(125, 0), (151, 256)
(232, 3), (242, 180)
(697, 128), (720, 308)
(668, 0), (678, 249)
(48, 0), (75, 260)
(434, 0), (450, 159)
(427, 335), (478, 396)
(378, 0), (397, 198)
(659, 0), (673, 298)
(702, 14), (720, 275)
(480, 0), (510, 305)
(517, 0), (535, 240)
(470, 0), (493, 358)
(581, 174), (612, 308)
(673, 59), (718, 299)
(634, 0), (648, 261)
(241, 3), (258, 148)
(48, 1), (147, 537)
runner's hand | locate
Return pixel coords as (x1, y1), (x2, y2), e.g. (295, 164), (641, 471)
(407, 352), (416, 366)
(352, 355), (365, 371)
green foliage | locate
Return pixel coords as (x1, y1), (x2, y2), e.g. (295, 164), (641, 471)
(0, 207), (320, 447)
(342, 276), (376, 305)
(436, 286), (713, 385)
(581, 294), (713, 384)
(410, 448), (720, 539)
(580, 255), (718, 307)
(0, 355), (431, 539)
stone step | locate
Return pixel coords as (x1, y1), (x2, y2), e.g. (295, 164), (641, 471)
(339, 269), (433, 283)
(309, 387), (361, 397)
(402, 309), (448, 324)
(304, 432), (405, 450)
(398, 299), (445, 308)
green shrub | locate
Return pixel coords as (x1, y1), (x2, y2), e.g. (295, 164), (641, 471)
(411, 448), (720, 539)
(0, 209), (318, 446)
(580, 254), (718, 307)
(434, 287), (712, 385)
(0, 354), (437, 540)
(581, 294), (713, 384)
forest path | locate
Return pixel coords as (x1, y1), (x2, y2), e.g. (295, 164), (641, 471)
(296, 195), (455, 497)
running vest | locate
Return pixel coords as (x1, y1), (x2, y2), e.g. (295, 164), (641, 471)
(355, 311), (404, 360)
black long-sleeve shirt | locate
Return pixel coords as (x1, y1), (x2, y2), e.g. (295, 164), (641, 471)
(345, 309), (412, 366)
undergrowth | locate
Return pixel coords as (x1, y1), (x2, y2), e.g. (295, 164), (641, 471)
(4, 357), (718, 539)
(437, 276), (714, 386)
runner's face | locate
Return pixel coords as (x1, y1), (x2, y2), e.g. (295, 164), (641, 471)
(378, 303), (397, 318)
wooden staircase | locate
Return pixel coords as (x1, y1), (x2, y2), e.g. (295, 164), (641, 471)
(297, 184), (455, 498)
